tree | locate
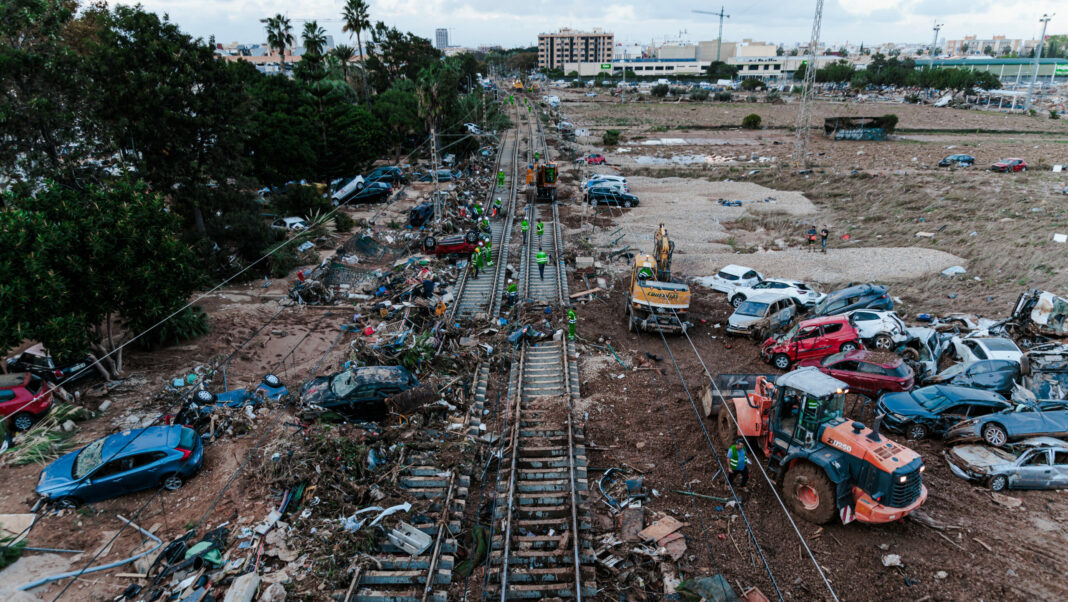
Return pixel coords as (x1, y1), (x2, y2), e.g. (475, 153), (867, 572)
(371, 80), (421, 162)
(0, 180), (203, 377)
(705, 61), (736, 81)
(740, 78), (766, 91)
(364, 22), (440, 94)
(651, 84), (669, 97)
(262, 13), (294, 73)
(776, 45), (784, 56)
(566, 70), (579, 78)
(815, 60), (855, 83)
(341, 0), (371, 100)
(794, 62), (807, 81)
(961, 42), (970, 54)
(332, 44), (356, 89)
(741, 114), (761, 129)
(983, 45), (993, 56)
(295, 20), (327, 82)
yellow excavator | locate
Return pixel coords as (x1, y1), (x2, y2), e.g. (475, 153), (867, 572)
(624, 224), (691, 334)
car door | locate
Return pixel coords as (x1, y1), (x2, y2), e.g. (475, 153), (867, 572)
(1014, 449), (1053, 488)
(792, 325), (826, 360)
(85, 456), (139, 501)
(937, 404), (972, 434)
(125, 451), (169, 492)
(1052, 450), (1068, 488)
(850, 311), (877, 338)
(824, 360), (859, 389)
(854, 361), (886, 396)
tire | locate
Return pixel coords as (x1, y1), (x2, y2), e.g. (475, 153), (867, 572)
(988, 474), (1008, 492)
(423, 236), (436, 251)
(623, 201), (633, 208)
(464, 231), (479, 244)
(906, 423), (927, 440)
(872, 334), (894, 351)
(54, 497), (81, 509)
(1020, 167), (1027, 172)
(900, 347), (919, 362)
(162, 474), (185, 491)
(262, 374), (282, 388)
(12, 412), (35, 432)
(782, 463), (837, 525)
(840, 341), (859, 353)
(717, 409), (736, 443)
(193, 389), (215, 404)
(731, 295), (746, 308)
(982, 423), (1008, 448)
(773, 354), (791, 371)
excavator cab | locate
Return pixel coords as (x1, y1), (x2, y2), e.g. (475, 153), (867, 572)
(535, 162), (557, 202)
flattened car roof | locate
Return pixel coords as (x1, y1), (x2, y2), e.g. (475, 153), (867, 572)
(775, 367), (848, 398)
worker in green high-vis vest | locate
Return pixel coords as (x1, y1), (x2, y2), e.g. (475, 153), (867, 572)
(506, 279), (517, 306)
(520, 218), (529, 237)
(567, 308), (577, 340)
(536, 246), (548, 280)
(535, 219), (544, 240)
(497, 171), (505, 187)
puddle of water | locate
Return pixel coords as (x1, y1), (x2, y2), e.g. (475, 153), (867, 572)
(634, 154), (733, 166)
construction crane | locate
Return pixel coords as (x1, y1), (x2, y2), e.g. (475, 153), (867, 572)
(791, 0), (824, 168)
(692, 7), (730, 62)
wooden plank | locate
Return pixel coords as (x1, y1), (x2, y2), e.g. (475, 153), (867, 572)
(569, 288), (603, 299)
(637, 515), (685, 542)
(621, 508), (643, 543)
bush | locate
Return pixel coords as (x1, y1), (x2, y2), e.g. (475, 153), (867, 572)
(741, 114), (762, 129)
(714, 91), (732, 101)
(880, 113), (899, 133)
(670, 87), (688, 97)
(1051, 110), (1061, 120)
(651, 84), (669, 98)
(137, 306), (210, 350)
(272, 184), (330, 219)
(764, 90), (781, 103)
(334, 211), (354, 232)
(904, 93), (921, 104)
(740, 79), (766, 91)
(569, 80), (583, 89)
(602, 129), (621, 146)
(745, 94), (757, 103)
(690, 89), (710, 101)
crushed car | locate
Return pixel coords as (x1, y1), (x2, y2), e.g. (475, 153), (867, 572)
(811, 283), (892, 317)
(925, 359), (1020, 397)
(5, 343), (94, 384)
(1021, 343), (1068, 400)
(760, 315), (861, 370)
(944, 399), (1068, 447)
(878, 385), (1011, 440)
(726, 292), (796, 337)
(301, 366), (420, 420)
(899, 327), (951, 382)
(945, 437), (1068, 491)
(1008, 289), (1068, 341)
(421, 231), (481, 256)
(845, 309), (909, 351)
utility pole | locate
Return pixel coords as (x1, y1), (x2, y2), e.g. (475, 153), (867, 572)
(692, 7), (730, 62)
(1025, 13), (1053, 112)
(930, 23), (943, 57)
(792, 0), (824, 168)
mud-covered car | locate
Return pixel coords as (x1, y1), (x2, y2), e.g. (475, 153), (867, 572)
(301, 366), (419, 419)
(878, 385), (1011, 440)
(944, 400), (1068, 447)
(925, 359), (1021, 397)
(1009, 289), (1068, 341)
(799, 349), (914, 398)
(945, 437), (1068, 491)
(1021, 343), (1068, 400)
(900, 327), (952, 381)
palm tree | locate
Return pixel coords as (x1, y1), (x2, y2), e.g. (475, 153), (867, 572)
(302, 21), (327, 57)
(332, 44), (356, 88)
(261, 14), (294, 75)
(341, 0), (371, 99)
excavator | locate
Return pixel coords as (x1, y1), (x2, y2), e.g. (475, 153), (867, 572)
(624, 224), (691, 334)
(714, 368), (928, 525)
(533, 161), (557, 202)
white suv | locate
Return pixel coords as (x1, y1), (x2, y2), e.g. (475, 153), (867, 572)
(846, 310), (908, 350)
(729, 279), (825, 309)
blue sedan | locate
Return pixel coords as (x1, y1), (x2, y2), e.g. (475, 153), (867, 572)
(36, 425), (203, 507)
(877, 385), (1011, 440)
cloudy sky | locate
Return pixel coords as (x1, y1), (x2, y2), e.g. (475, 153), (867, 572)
(118, 0), (1061, 49)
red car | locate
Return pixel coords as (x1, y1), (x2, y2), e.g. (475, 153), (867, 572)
(0, 372), (53, 431)
(798, 350), (914, 398)
(991, 158), (1027, 173)
(761, 315), (861, 371)
(586, 154), (606, 165)
(421, 231), (481, 255)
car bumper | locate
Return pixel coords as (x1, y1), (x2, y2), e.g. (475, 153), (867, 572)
(851, 485), (928, 524)
(878, 409), (910, 433)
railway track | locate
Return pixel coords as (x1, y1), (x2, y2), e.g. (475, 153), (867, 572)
(485, 99), (594, 600)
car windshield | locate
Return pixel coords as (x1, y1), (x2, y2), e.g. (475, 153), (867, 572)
(736, 301), (769, 317)
(886, 363), (911, 378)
(983, 339), (1018, 352)
(912, 388), (949, 410)
(330, 371), (359, 398)
(73, 438), (106, 479)
(781, 323), (800, 340)
(717, 271), (739, 281)
(821, 352), (847, 367)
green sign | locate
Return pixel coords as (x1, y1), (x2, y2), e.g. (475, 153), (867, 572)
(1056, 64), (1068, 76)
(600, 63), (611, 70)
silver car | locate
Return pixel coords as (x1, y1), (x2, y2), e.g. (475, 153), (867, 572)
(945, 438), (1068, 491)
(726, 293), (795, 336)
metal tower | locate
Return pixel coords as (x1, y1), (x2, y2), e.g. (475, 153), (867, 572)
(792, 0), (824, 168)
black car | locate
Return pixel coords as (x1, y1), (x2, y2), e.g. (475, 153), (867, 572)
(301, 366), (419, 418)
(6, 350), (93, 384)
(409, 203), (434, 228)
(366, 166), (405, 184)
(812, 284), (892, 317)
(587, 188), (639, 207)
(878, 384), (1011, 440)
(925, 359), (1021, 397)
(938, 154), (975, 167)
(349, 181), (393, 203)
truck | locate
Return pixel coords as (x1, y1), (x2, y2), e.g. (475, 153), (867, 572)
(534, 161), (558, 202)
(623, 225), (691, 334)
(712, 367), (928, 525)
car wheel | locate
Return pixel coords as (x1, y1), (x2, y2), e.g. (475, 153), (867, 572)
(263, 374), (282, 388)
(464, 231), (479, 244)
(906, 423), (927, 440)
(624, 201), (632, 208)
(982, 423), (1008, 447)
(988, 475), (1008, 492)
(900, 347), (920, 362)
(162, 474), (185, 491)
(194, 389), (215, 404)
(731, 295), (745, 308)
(773, 354), (791, 371)
(840, 341), (859, 352)
(423, 236), (436, 251)
(54, 497), (81, 509)
(13, 412), (35, 432)
(873, 334), (894, 351)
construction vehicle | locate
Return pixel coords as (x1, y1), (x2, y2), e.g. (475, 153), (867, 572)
(512, 78), (524, 91)
(533, 161), (557, 202)
(713, 367), (928, 525)
(623, 225), (690, 333)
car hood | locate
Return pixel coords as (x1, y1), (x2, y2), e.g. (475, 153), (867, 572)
(947, 445), (1014, 471)
(879, 392), (936, 418)
(37, 449), (80, 494)
(728, 314), (762, 328)
(301, 376), (334, 405)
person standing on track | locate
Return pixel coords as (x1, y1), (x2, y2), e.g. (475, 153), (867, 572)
(536, 219), (544, 241)
(536, 246), (548, 280)
(727, 437), (749, 488)
(567, 308), (577, 340)
(521, 218), (529, 238)
(493, 197), (502, 218)
(471, 244), (483, 279)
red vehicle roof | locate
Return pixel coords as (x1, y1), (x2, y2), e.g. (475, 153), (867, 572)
(798, 314), (851, 327)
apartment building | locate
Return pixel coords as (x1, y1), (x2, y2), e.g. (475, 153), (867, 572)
(538, 28), (614, 70)
(945, 35), (1039, 57)
(435, 28), (449, 50)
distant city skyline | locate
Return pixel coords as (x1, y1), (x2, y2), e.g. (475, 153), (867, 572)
(120, 1), (1062, 52)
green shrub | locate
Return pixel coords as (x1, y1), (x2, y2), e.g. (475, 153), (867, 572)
(1051, 110), (1061, 120)
(272, 184), (330, 219)
(651, 84), (669, 98)
(880, 113), (899, 133)
(137, 306), (210, 350)
(904, 93), (921, 104)
(714, 91), (732, 102)
(740, 79), (766, 91)
(334, 211), (355, 232)
(764, 90), (781, 103)
(602, 129), (621, 146)
(741, 114), (762, 129)
(690, 89), (710, 101)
